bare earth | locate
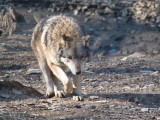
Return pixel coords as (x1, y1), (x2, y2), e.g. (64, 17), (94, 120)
(0, 6), (160, 120)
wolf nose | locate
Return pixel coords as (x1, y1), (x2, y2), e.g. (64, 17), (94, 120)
(76, 71), (81, 75)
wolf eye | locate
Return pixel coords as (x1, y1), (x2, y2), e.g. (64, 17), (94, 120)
(68, 56), (72, 59)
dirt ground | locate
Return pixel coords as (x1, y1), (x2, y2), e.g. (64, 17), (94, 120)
(0, 5), (160, 120)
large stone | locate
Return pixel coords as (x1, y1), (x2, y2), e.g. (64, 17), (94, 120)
(141, 108), (149, 112)
(104, 7), (112, 14)
(26, 69), (41, 75)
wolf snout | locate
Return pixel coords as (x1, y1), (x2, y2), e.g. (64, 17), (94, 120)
(76, 71), (81, 75)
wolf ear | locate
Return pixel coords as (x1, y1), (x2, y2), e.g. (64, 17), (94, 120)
(82, 35), (90, 46)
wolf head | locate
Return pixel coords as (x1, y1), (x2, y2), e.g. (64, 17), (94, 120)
(59, 35), (90, 75)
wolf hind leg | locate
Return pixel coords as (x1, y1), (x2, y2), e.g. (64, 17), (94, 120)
(50, 71), (65, 98)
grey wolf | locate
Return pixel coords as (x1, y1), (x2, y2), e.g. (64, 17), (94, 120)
(31, 15), (90, 101)
(0, 5), (17, 35)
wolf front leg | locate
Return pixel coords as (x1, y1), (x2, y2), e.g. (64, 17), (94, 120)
(49, 63), (73, 95)
(72, 75), (84, 101)
(50, 72), (65, 98)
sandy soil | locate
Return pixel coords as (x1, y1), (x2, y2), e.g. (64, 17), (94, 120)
(0, 6), (160, 120)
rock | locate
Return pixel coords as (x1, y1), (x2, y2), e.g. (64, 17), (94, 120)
(123, 86), (131, 90)
(26, 69), (41, 75)
(84, 18), (89, 22)
(81, 6), (88, 12)
(110, 105), (115, 108)
(121, 57), (128, 61)
(73, 10), (78, 16)
(48, 104), (62, 111)
(12, 89), (22, 95)
(129, 52), (145, 58)
(149, 12), (157, 17)
(75, 105), (81, 108)
(121, 9), (128, 17)
(0, 94), (10, 98)
(121, 53), (145, 61)
(48, 8), (55, 13)
(96, 100), (109, 103)
(4, 74), (10, 78)
(130, 30), (136, 34)
(141, 108), (149, 112)
(139, 70), (154, 73)
(136, 10), (142, 15)
(130, 85), (140, 91)
(143, 84), (155, 90)
(84, 70), (96, 74)
(110, 3), (116, 9)
(157, 117), (160, 120)
(146, 1), (152, 7)
(89, 95), (100, 99)
(68, 5), (74, 10)
(151, 71), (159, 75)
(0, 43), (7, 50)
(104, 7), (112, 14)
(88, 28), (94, 33)
(27, 9), (32, 13)
(85, 105), (96, 109)
(76, 6), (82, 11)
(117, 17), (123, 21)
(140, 12), (148, 21)
(138, 1), (145, 7)
(59, 117), (66, 120)
(85, 11), (92, 16)
(99, 73), (105, 76)
(108, 49), (117, 53)
(0, 43), (14, 50)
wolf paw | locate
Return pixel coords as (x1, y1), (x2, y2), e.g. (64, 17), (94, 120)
(55, 90), (65, 98)
(45, 91), (55, 98)
(73, 95), (84, 101)
(64, 84), (73, 95)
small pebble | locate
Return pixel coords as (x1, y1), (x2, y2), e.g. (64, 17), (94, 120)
(89, 95), (100, 99)
(141, 108), (149, 112)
